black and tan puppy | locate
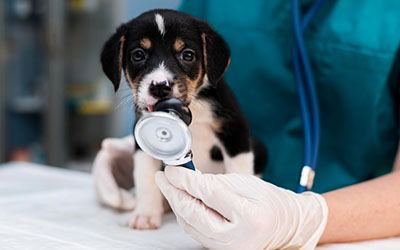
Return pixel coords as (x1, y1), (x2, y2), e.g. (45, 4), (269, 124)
(101, 9), (267, 229)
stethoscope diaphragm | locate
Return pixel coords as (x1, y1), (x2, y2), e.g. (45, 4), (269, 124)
(134, 111), (192, 162)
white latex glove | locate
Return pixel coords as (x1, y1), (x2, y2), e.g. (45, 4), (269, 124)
(92, 136), (136, 210)
(155, 166), (328, 250)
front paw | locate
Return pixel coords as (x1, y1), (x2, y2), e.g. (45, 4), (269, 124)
(127, 209), (162, 230)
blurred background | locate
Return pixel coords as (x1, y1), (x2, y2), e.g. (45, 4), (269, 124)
(0, 0), (181, 171)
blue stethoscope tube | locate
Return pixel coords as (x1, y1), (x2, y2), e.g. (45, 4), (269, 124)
(292, 0), (326, 193)
(183, 160), (196, 171)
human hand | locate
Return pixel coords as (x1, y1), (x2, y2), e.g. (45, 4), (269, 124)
(155, 166), (328, 250)
(92, 136), (136, 210)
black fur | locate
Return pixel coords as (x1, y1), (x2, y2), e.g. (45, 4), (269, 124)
(197, 79), (251, 156)
(210, 145), (223, 161)
(251, 137), (268, 175)
(197, 22), (231, 84)
(100, 25), (128, 91)
(101, 9), (267, 173)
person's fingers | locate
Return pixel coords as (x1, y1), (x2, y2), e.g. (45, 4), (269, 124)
(103, 137), (135, 190)
(93, 149), (136, 210)
(111, 153), (134, 190)
(163, 166), (243, 221)
(155, 171), (231, 237)
(102, 136), (135, 155)
(175, 212), (234, 249)
(93, 150), (121, 207)
(175, 215), (221, 250)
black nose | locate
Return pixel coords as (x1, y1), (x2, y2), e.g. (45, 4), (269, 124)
(149, 81), (171, 98)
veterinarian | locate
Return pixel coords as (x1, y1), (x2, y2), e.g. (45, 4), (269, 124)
(93, 0), (400, 249)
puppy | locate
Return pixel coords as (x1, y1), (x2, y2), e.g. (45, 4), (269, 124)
(101, 9), (267, 230)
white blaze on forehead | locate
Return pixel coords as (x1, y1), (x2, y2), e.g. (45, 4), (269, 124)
(154, 13), (165, 36)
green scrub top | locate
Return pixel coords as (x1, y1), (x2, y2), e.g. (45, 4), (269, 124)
(179, 0), (400, 193)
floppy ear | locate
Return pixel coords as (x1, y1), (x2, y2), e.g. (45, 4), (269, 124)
(199, 22), (231, 84)
(100, 25), (128, 92)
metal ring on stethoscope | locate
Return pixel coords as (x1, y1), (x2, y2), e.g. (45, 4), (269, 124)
(134, 111), (192, 162)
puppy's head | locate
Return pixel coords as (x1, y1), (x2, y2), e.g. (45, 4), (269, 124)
(100, 9), (230, 112)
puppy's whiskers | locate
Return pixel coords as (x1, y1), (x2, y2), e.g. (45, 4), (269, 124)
(115, 85), (135, 111)
(115, 95), (134, 111)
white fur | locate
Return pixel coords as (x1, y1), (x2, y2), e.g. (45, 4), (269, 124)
(189, 99), (254, 175)
(154, 14), (165, 36)
(223, 151), (255, 174)
(172, 84), (180, 98)
(189, 99), (225, 174)
(138, 62), (174, 109)
(128, 150), (164, 229)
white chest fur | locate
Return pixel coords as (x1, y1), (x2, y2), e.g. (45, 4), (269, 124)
(188, 100), (225, 174)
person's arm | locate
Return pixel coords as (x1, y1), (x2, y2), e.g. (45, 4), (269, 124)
(320, 144), (400, 244)
(393, 144), (400, 171)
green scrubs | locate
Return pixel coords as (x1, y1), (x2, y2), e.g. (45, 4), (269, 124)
(179, 0), (400, 193)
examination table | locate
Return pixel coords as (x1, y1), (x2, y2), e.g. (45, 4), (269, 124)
(1, 162), (399, 250)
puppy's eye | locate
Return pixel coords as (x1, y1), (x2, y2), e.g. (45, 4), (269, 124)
(131, 48), (146, 62)
(181, 49), (195, 62)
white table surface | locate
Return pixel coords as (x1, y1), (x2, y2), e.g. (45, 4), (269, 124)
(0, 162), (399, 250)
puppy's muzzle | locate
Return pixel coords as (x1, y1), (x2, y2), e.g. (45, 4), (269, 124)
(149, 80), (172, 99)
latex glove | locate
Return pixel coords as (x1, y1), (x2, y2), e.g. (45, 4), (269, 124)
(92, 136), (136, 210)
(155, 166), (328, 250)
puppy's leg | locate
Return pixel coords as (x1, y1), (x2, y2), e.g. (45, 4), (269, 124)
(223, 151), (255, 174)
(128, 149), (164, 230)
(221, 138), (267, 175)
(215, 119), (255, 174)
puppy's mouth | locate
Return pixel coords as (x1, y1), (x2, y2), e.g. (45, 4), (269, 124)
(142, 83), (187, 112)
(146, 105), (154, 112)
(144, 97), (188, 113)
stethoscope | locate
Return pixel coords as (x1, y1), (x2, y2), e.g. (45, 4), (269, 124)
(292, 0), (326, 193)
(134, 0), (326, 193)
(134, 98), (196, 171)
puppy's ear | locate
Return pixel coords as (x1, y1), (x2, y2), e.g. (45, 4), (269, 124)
(199, 22), (231, 84)
(100, 24), (128, 92)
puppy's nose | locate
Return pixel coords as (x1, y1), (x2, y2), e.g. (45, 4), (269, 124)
(149, 80), (172, 99)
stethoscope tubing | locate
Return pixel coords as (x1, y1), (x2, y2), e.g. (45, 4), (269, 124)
(182, 160), (196, 171)
(292, 0), (326, 192)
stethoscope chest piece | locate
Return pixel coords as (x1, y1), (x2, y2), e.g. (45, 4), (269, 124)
(134, 111), (192, 161)
(134, 98), (195, 170)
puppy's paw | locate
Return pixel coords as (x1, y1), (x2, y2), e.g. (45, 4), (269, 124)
(127, 209), (162, 230)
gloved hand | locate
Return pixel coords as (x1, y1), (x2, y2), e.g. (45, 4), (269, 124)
(92, 136), (136, 210)
(155, 166), (328, 250)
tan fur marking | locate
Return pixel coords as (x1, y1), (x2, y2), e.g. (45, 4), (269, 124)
(124, 67), (135, 88)
(124, 67), (138, 105)
(140, 38), (152, 49)
(201, 33), (207, 73)
(225, 57), (231, 72)
(182, 106), (190, 114)
(212, 119), (224, 133)
(174, 38), (185, 52)
(118, 36), (126, 85)
(185, 65), (203, 103)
